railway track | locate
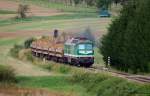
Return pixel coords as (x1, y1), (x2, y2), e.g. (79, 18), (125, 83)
(87, 66), (150, 83)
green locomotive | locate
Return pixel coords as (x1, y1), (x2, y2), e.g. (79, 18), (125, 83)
(31, 36), (94, 67)
(64, 37), (94, 67)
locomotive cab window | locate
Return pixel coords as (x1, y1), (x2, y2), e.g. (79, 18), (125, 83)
(78, 44), (93, 50)
(86, 44), (92, 50)
(78, 44), (85, 50)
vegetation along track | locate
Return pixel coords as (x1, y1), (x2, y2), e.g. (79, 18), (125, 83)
(87, 66), (150, 84)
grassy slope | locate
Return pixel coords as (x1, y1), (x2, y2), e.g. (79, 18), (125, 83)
(16, 76), (90, 96)
(71, 73), (150, 96)
(16, 73), (150, 96)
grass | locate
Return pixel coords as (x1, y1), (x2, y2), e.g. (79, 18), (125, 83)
(0, 18), (109, 34)
(0, 12), (98, 26)
(16, 76), (91, 96)
(94, 48), (105, 65)
(16, 72), (150, 96)
(0, 10), (16, 14)
(70, 72), (150, 96)
(0, 38), (22, 46)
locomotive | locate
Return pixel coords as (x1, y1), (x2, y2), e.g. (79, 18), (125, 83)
(31, 30), (94, 67)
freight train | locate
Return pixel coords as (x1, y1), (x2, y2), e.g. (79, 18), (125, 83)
(31, 30), (94, 67)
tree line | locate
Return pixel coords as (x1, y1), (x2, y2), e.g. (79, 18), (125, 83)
(100, 0), (150, 73)
(48, 0), (129, 8)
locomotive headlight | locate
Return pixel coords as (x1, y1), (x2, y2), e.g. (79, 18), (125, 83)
(79, 50), (93, 54)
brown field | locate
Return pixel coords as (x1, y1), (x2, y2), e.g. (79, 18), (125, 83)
(0, 29), (106, 39)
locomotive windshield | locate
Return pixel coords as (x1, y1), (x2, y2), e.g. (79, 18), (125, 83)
(78, 44), (92, 50)
(78, 44), (93, 55)
(86, 44), (92, 50)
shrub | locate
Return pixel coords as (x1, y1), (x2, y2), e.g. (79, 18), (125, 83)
(70, 72), (108, 84)
(25, 50), (34, 62)
(59, 65), (70, 74)
(17, 4), (29, 18)
(0, 65), (16, 82)
(43, 64), (52, 71)
(24, 38), (35, 49)
(96, 0), (112, 9)
(10, 44), (23, 58)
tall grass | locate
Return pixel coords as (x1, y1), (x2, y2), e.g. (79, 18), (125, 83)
(16, 76), (90, 96)
(39, 61), (72, 74)
(0, 65), (16, 82)
(10, 44), (24, 58)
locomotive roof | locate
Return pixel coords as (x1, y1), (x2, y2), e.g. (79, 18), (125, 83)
(65, 37), (92, 45)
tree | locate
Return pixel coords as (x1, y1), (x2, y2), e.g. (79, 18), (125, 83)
(96, 0), (112, 9)
(100, 0), (150, 73)
(24, 38), (36, 49)
(73, 0), (82, 6)
(113, 0), (121, 5)
(86, 0), (95, 6)
(17, 4), (29, 18)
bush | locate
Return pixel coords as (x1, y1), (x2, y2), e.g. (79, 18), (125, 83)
(0, 65), (16, 82)
(70, 72), (108, 84)
(96, 0), (112, 9)
(59, 65), (70, 74)
(24, 50), (34, 62)
(43, 64), (52, 71)
(10, 44), (23, 58)
(24, 38), (35, 49)
(17, 4), (29, 18)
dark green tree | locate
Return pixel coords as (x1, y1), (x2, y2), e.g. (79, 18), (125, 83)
(86, 0), (95, 6)
(24, 38), (36, 49)
(100, 0), (150, 73)
(96, 0), (112, 9)
(73, 0), (82, 6)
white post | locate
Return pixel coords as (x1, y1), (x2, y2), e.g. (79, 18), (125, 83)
(108, 56), (110, 67)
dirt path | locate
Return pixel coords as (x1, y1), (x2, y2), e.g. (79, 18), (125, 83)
(0, 46), (52, 76)
(7, 57), (52, 76)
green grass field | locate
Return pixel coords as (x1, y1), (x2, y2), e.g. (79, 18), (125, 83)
(16, 76), (91, 96)
(0, 9), (16, 14)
